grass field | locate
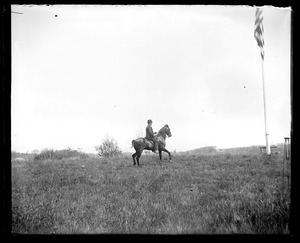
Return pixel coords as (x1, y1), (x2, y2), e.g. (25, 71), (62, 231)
(11, 151), (291, 234)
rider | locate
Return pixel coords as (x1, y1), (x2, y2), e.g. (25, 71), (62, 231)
(146, 119), (158, 153)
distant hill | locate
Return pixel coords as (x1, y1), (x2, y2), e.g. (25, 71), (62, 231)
(179, 143), (285, 156)
(179, 146), (218, 156)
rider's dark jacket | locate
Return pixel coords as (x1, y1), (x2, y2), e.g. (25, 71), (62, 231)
(146, 125), (155, 139)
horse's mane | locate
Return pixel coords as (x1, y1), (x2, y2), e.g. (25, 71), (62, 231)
(158, 124), (169, 134)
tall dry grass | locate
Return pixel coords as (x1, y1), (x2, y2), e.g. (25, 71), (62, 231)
(12, 152), (291, 234)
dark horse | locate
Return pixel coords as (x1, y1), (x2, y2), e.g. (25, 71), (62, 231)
(132, 124), (172, 166)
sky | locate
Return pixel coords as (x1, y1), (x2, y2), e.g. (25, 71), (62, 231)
(11, 5), (291, 153)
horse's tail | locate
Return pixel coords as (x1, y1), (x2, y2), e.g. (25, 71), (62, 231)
(131, 140), (135, 148)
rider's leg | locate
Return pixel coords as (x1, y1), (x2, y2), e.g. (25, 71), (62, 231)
(153, 138), (158, 152)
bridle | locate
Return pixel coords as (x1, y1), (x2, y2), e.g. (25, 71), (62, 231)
(164, 125), (172, 138)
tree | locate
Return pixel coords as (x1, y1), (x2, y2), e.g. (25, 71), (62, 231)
(135, 128), (144, 138)
(95, 135), (122, 158)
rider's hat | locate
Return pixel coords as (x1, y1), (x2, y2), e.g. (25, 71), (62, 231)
(147, 119), (153, 124)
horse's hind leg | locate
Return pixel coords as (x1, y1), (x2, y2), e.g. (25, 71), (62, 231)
(136, 150), (143, 166)
(135, 148), (145, 166)
(132, 152), (137, 166)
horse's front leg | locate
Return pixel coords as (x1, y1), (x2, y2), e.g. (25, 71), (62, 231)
(159, 150), (162, 161)
(161, 147), (172, 162)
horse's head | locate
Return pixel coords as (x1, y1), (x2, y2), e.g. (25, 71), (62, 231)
(164, 124), (172, 137)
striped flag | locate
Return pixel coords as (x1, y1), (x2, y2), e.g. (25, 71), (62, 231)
(254, 8), (265, 60)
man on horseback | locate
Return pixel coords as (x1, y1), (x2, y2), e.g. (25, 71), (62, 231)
(146, 119), (158, 153)
(132, 122), (172, 165)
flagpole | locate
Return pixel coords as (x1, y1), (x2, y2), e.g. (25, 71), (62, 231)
(261, 58), (271, 155)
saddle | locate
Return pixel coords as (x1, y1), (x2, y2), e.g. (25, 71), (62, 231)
(144, 138), (155, 147)
(144, 137), (165, 147)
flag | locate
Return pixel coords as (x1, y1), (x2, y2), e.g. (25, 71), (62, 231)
(254, 8), (265, 60)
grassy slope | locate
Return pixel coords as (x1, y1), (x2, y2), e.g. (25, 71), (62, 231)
(11, 153), (290, 234)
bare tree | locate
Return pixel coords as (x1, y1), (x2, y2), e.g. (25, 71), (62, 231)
(135, 128), (144, 139)
(95, 135), (122, 158)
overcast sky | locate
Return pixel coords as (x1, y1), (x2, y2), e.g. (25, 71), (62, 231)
(11, 5), (291, 153)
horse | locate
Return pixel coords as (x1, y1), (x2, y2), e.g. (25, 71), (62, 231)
(132, 124), (172, 166)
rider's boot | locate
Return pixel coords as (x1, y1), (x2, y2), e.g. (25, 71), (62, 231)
(153, 143), (158, 153)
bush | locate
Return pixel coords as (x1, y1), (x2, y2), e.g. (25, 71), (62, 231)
(95, 136), (122, 158)
(34, 148), (89, 161)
